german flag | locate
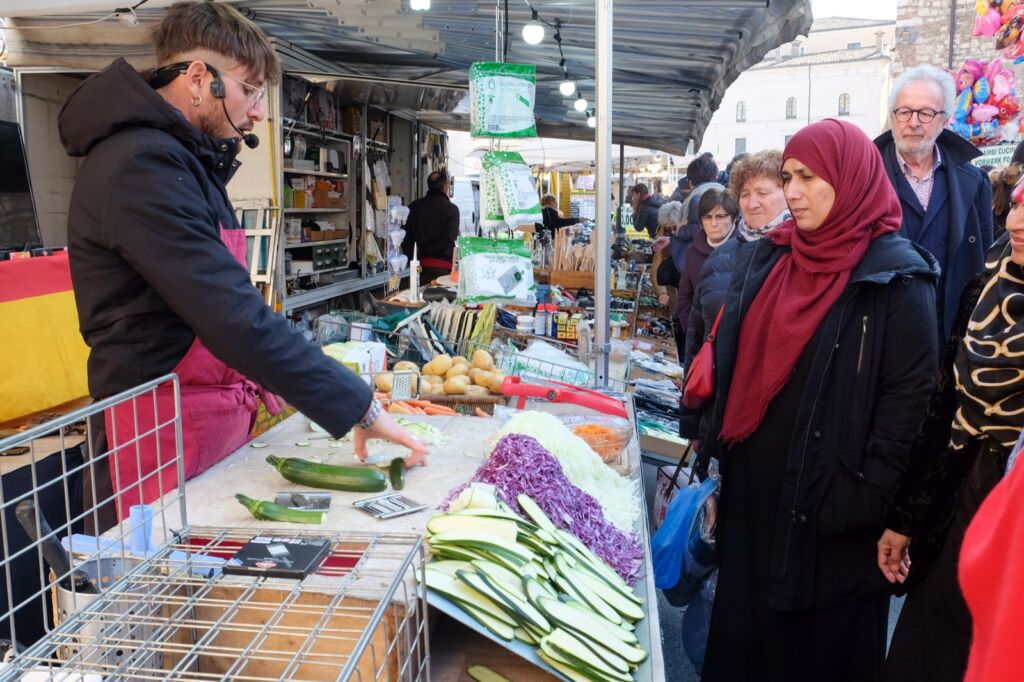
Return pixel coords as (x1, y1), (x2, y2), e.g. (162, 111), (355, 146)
(0, 252), (89, 423)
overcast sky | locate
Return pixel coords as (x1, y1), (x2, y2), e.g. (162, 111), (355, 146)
(812, 0), (896, 20)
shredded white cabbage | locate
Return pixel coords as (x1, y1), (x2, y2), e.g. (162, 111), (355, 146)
(492, 411), (639, 531)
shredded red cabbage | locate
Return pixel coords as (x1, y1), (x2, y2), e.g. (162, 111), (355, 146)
(442, 434), (643, 586)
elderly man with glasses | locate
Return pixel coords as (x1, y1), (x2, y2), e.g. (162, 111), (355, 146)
(874, 64), (994, 337)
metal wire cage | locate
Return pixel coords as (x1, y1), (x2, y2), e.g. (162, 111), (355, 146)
(0, 376), (430, 681)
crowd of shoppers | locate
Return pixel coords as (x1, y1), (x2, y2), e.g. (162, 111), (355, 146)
(657, 61), (1022, 682)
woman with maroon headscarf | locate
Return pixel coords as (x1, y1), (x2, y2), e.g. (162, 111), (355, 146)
(698, 120), (940, 681)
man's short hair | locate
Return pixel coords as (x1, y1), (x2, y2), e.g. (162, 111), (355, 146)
(153, 2), (281, 84)
(687, 154), (719, 187)
(427, 170), (449, 192)
(888, 65), (955, 122)
(631, 183), (649, 197)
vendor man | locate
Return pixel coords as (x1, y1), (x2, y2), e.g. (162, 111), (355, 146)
(60, 1), (426, 512)
(401, 170), (460, 283)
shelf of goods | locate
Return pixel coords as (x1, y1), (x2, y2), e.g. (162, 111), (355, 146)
(285, 238), (349, 249)
(283, 208), (349, 214)
(283, 271), (390, 313)
(154, 365), (663, 680)
(283, 168), (348, 180)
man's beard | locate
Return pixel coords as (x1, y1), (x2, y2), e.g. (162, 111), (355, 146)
(198, 104), (235, 142)
(895, 131), (939, 158)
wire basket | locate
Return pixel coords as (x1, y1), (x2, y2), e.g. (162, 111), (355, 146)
(0, 377), (430, 682)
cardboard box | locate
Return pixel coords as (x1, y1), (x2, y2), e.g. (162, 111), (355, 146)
(314, 189), (345, 209)
(341, 107), (363, 135)
(322, 341), (387, 385)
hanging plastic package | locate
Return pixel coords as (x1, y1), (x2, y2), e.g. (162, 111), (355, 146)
(482, 151), (543, 228)
(457, 236), (536, 304)
(469, 62), (538, 138)
(480, 164), (508, 231)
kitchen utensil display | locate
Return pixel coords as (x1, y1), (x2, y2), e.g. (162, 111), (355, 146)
(15, 499), (96, 594)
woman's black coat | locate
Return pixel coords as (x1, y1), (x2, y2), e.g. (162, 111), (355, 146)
(702, 233), (941, 610)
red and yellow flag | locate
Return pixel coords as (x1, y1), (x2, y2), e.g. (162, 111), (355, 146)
(0, 252), (89, 423)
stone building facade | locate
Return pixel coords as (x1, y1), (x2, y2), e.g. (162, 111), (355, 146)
(895, 0), (1022, 73)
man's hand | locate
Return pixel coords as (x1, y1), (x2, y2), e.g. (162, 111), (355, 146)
(877, 528), (911, 584)
(651, 236), (670, 253)
(353, 410), (429, 467)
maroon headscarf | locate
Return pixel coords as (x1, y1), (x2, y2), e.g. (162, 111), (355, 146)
(719, 119), (902, 445)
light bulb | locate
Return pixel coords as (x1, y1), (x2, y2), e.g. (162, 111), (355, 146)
(587, 114), (596, 128)
(559, 80), (576, 97)
(522, 20), (545, 45)
(410, 0), (429, 10)
(574, 97), (588, 112)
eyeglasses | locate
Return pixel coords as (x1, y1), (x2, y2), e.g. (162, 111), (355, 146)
(892, 107), (945, 123)
(701, 212), (733, 223)
(220, 72), (266, 105)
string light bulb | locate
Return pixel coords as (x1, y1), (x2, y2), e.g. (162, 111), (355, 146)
(587, 111), (596, 128)
(559, 80), (576, 97)
(574, 96), (588, 112)
(410, 0), (430, 10)
(522, 9), (545, 45)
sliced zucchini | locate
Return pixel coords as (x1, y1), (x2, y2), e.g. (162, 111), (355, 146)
(467, 665), (512, 682)
(457, 570), (550, 634)
(459, 601), (517, 642)
(537, 596), (641, 650)
(424, 570), (516, 628)
(473, 570), (551, 634)
(546, 628), (631, 677)
(516, 494), (559, 534)
(513, 627), (537, 646)
(425, 560), (474, 577)
(429, 530), (536, 564)
(537, 650), (594, 682)
(553, 553), (623, 626)
(427, 515), (519, 544)
(472, 560), (527, 598)
(571, 568), (645, 622)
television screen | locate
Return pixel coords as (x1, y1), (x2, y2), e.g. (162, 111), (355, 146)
(0, 120), (42, 251)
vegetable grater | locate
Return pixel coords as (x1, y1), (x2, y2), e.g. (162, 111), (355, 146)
(353, 492), (427, 519)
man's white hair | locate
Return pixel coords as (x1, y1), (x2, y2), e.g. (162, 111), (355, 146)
(888, 65), (956, 120)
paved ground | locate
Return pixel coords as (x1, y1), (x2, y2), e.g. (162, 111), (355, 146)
(640, 460), (906, 681)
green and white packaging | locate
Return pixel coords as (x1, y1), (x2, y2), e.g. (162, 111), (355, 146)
(469, 62), (538, 138)
(481, 150), (542, 229)
(457, 236), (536, 304)
(480, 164), (508, 232)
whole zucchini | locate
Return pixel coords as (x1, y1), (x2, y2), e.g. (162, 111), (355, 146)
(235, 494), (325, 524)
(266, 455), (387, 492)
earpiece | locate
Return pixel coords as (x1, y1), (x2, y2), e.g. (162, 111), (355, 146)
(210, 78), (226, 99)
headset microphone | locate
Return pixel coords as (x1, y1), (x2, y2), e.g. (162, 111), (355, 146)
(220, 97), (259, 149)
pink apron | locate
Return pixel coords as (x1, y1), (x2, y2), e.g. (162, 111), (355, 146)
(104, 227), (281, 517)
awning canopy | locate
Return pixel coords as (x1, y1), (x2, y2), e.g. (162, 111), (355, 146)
(1, 0), (812, 155)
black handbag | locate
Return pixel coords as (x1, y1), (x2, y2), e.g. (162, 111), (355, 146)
(656, 255), (680, 287)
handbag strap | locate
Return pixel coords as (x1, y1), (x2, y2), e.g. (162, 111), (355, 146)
(707, 304), (725, 342)
(666, 441), (695, 490)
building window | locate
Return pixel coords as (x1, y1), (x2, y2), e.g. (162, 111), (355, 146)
(847, 42), (861, 49)
(838, 93), (851, 116)
(736, 100), (747, 122)
(735, 138), (747, 155)
(786, 97), (797, 119)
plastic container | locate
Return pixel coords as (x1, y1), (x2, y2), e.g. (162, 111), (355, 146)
(562, 414), (633, 466)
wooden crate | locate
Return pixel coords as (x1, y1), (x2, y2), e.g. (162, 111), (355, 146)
(534, 269), (595, 290)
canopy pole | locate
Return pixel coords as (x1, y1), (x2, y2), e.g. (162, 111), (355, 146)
(615, 143), (625, 233)
(594, 0), (612, 389)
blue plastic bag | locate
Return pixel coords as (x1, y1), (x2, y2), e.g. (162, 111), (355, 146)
(651, 475), (719, 591)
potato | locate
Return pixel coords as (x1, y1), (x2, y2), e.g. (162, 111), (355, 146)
(393, 361), (420, 374)
(444, 375), (471, 394)
(421, 381), (444, 395)
(445, 364), (469, 380)
(433, 355), (454, 374)
(471, 350), (495, 371)
(487, 373), (507, 394)
(474, 370), (494, 387)
(467, 367), (483, 382)
(424, 374), (443, 385)
(374, 373), (394, 393)
(464, 385), (489, 396)
(452, 356), (469, 367)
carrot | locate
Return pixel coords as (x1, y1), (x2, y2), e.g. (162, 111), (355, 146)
(423, 405), (458, 416)
(475, 407), (490, 418)
(388, 402), (414, 415)
(403, 399), (438, 408)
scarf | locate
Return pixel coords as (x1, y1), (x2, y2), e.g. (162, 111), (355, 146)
(720, 120), (902, 444)
(951, 240), (1024, 454)
(707, 224), (736, 249)
(737, 208), (792, 241)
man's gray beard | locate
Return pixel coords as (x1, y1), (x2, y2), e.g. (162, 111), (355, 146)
(895, 133), (938, 159)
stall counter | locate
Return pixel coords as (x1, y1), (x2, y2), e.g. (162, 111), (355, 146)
(162, 409), (665, 681)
